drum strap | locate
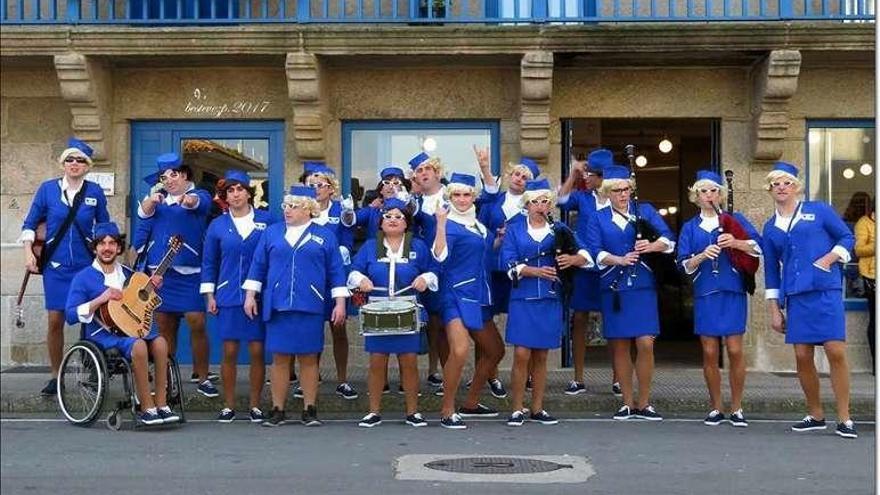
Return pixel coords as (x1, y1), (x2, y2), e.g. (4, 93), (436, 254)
(376, 232), (413, 261)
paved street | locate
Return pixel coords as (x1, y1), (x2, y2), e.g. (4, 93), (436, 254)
(1, 416), (874, 495)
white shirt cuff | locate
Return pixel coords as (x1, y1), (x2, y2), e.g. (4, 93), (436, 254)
(341, 211), (356, 228)
(418, 272), (439, 292)
(765, 288), (780, 300)
(597, 251), (612, 270)
(339, 246), (351, 265)
(77, 302), (94, 324)
(432, 244), (448, 263)
(831, 245), (852, 264)
(509, 263), (526, 280)
(556, 193), (570, 205)
(746, 240), (762, 257)
(199, 283), (215, 294)
(658, 237), (675, 254)
(331, 287), (350, 299)
(576, 249), (595, 269)
(242, 280), (262, 292)
(18, 229), (36, 244)
(137, 200), (155, 219)
(347, 270), (366, 290)
(483, 183), (500, 194)
(682, 257), (698, 275)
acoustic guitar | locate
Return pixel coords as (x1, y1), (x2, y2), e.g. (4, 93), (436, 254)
(98, 236), (181, 338)
(13, 222), (46, 328)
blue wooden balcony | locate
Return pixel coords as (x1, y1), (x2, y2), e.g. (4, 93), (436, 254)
(0, 0), (874, 24)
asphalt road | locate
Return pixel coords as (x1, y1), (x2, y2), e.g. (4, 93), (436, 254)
(1, 416), (874, 495)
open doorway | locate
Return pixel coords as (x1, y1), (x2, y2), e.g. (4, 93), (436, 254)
(562, 118), (720, 366)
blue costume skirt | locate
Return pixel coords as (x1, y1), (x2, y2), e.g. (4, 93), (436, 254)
(442, 297), (491, 332)
(365, 332), (421, 355)
(43, 263), (82, 311)
(217, 306), (265, 343)
(571, 270), (601, 312)
(89, 330), (158, 360)
(785, 290), (846, 344)
(506, 299), (563, 350)
(489, 272), (511, 316)
(266, 310), (324, 355)
(155, 270), (204, 313)
(600, 289), (660, 339)
(693, 291), (747, 337)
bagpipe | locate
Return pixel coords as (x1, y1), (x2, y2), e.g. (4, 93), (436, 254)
(711, 170), (759, 295)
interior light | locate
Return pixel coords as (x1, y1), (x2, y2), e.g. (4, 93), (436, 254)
(658, 208), (668, 216)
(658, 139), (673, 154)
(422, 137), (437, 152)
(860, 163), (873, 176)
(842, 168), (855, 179)
(668, 206), (678, 215)
(635, 155), (648, 168)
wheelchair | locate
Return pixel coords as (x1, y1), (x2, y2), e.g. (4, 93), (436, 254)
(56, 339), (186, 430)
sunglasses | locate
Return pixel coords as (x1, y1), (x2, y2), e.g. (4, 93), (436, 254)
(382, 213), (405, 220)
(307, 182), (331, 189)
(281, 203), (304, 210)
(585, 172), (602, 178)
(610, 187), (632, 194)
(699, 188), (720, 194)
(528, 198), (551, 205)
(771, 181), (795, 189)
(381, 179), (402, 186)
(64, 157), (88, 165)
(159, 170), (180, 182)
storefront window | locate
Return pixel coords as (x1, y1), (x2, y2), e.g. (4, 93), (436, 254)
(806, 122), (875, 306)
(181, 138), (270, 209)
(342, 121), (499, 204)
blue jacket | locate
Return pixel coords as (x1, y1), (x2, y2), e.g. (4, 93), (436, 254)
(586, 202), (675, 292)
(479, 191), (527, 272)
(501, 218), (588, 302)
(677, 212), (762, 297)
(22, 179), (109, 269)
(201, 208), (273, 307)
(350, 237), (439, 303)
(436, 220), (493, 307)
(246, 222), (348, 321)
(138, 186), (212, 269)
(762, 201), (854, 298)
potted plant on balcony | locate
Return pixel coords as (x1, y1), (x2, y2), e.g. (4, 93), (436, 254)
(418, 0), (448, 19)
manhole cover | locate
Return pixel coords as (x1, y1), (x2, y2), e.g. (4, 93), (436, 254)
(425, 456), (572, 474)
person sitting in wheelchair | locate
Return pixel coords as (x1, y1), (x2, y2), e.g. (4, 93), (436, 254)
(64, 222), (179, 426)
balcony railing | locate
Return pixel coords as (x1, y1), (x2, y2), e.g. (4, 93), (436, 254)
(1, 0), (875, 24)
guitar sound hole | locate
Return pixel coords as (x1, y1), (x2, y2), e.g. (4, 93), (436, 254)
(138, 289), (148, 301)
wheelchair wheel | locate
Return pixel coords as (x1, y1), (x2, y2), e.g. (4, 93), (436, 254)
(58, 341), (107, 426)
(167, 357), (186, 424)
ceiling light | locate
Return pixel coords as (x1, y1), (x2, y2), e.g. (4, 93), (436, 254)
(842, 168), (855, 179)
(658, 139), (673, 154)
(635, 155), (648, 168)
(422, 137), (437, 152)
(860, 163), (873, 176)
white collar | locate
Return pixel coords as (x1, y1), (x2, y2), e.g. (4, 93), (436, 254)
(502, 191), (524, 220)
(382, 237), (406, 259)
(526, 217), (552, 242)
(611, 208), (633, 231)
(164, 183), (195, 205)
(448, 205), (486, 236)
(593, 191), (610, 210)
(698, 212), (720, 232)
(92, 260), (125, 290)
(59, 176), (85, 205)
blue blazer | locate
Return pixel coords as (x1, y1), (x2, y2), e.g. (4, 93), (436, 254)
(350, 237), (438, 302)
(201, 208), (273, 307)
(437, 220), (493, 309)
(246, 222), (348, 321)
(677, 212), (762, 298)
(762, 201), (854, 298)
(22, 179), (109, 269)
(586, 202), (675, 292)
(479, 191), (527, 272)
(139, 187), (213, 269)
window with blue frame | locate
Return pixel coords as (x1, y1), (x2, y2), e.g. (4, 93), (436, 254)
(342, 121), (500, 204)
(806, 121), (875, 309)
(128, 0), (239, 19)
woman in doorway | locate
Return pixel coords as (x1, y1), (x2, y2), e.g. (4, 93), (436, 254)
(586, 164), (675, 421)
(853, 196), (875, 374)
(677, 170), (761, 427)
(20, 137), (110, 396)
(201, 170), (272, 423)
(762, 162), (857, 439)
(432, 172), (504, 429)
(243, 185), (348, 427)
(349, 198), (439, 427)
(501, 178), (593, 426)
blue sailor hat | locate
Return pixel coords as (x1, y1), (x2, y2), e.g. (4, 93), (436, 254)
(288, 184), (317, 199)
(448, 172), (476, 188)
(772, 161), (800, 179)
(587, 148), (613, 173)
(93, 222), (121, 240)
(695, 170), (723, 187)
(380, 166), (405, 180)
(143, 152), (183, 185)
(408, 152), (431, 170)
(517, 158), (541, 178)
(223, 169), (251, 187)
(602, 165), (631, 181)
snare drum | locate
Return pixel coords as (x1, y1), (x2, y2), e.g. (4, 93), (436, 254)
(359, 298), (420, 337)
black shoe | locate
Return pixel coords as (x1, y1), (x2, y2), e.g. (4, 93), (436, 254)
(40, 378), (57, 397)
(525, 376), (533, 392)
(336, 382), (359, 400)
(458, 403), (499, 418)
(358, 412), (382, 428)
(382, 383), (391, 395)
(206, 371), (220, 382)
(426, 373), (443, 388)
(217, 408), (236, 423)
(488, 379), (507, 399)
(729, 409), (748, 428)
(634, 405), (663, 421)
(157, 406), (180, 424)
(506, 410), (526, 427)
(835, 420), (858, 439)
(302, 405), (322, 427)
(564, 380), (586, 396)
(190, 371), (220, 383)
(611, 382), (622, 397)
(613, 405), (634, 421)
(440, 413), (467, 429)
(292, 385), (304, 399)
(405, 412), (428, 427)
(703, 410), (725, 426)
(530, 409), (559, 425)
(261, 407), (286, 427)
(791, 415), (827, 432)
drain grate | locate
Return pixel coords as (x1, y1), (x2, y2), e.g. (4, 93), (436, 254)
(425, 456), (573, 475)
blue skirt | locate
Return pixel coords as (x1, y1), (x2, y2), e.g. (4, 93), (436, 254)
(489, 272), (511, 316)
(44, 263), (82, 311)
(570, 270), (601, 312)
(365, 332), (421, 355)
(217, 306), (265, 343)
(155, 270), (204, 313)
(89, 331), (158, 360)
(506, 299), (563, 350)
(266, 311), (324, 355)
(694, 291), (747, 337)
(785, 290), (846, 344)
(600, 289), (660, 339)
(442, 298), (491, 332)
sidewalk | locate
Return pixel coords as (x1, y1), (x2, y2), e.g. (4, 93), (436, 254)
(1, 365), (875, 419)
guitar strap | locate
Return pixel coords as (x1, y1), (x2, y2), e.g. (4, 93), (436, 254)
(38, 186), (87, 273)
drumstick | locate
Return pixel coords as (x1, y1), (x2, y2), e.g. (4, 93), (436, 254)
(392, 285), (413, 296)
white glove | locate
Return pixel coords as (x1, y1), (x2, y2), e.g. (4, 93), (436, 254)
(395, 190), (411, 203)
(339, 246), (351, 266)
(341, 194), (355, 211)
